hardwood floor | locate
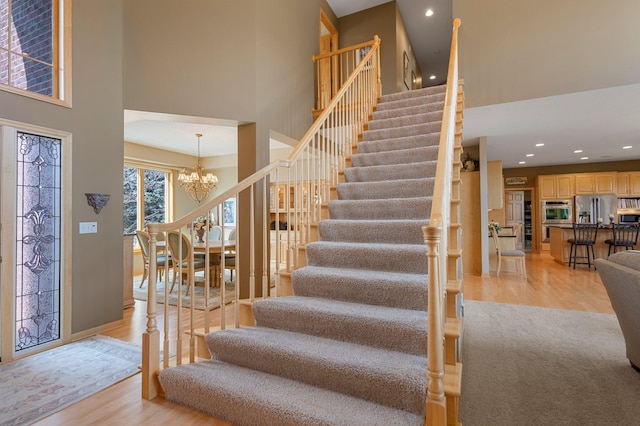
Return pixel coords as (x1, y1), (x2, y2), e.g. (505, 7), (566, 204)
(33, 252), (614, 424)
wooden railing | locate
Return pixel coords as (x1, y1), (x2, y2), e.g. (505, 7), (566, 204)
(424, 18), (463, 426)
(313, 36), (381, 113)
(141, 36), (381, 400)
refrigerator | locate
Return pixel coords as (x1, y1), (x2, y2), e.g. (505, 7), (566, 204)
(574, 194), (618, 224)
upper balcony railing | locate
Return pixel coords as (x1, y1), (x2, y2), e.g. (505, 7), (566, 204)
(312, 37), (381, 114)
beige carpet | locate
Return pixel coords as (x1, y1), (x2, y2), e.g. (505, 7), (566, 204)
(461, 300), (640, 425)
(134, 275), (235, 311)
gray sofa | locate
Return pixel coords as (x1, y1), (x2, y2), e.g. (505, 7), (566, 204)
(595, 251), (640, 372)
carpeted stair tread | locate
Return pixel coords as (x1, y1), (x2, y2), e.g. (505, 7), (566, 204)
(329, 197), (431, 220)
(344, 160), (437, 182)
(368, 110), (443, 131)
(159, 361), (424, 426)
(318, 219), (428, 244)
(158, 85), (450, 424)
(357, 132), (440, 154)
(206, 326), (427, 414)
(251, 297), (428, 356)
(363, 121), (442, 142)
(376, 91), (446, 112)
(351, 145), (439, 167)
(379, 84), (446, 103)
(292, 265), (428, 310)
(305, 241), (428, 274)
(337, 178), (435, 200)
(372, 101), (445, 121)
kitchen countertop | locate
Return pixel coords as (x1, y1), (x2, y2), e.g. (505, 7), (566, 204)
(546, 223), (615, 230)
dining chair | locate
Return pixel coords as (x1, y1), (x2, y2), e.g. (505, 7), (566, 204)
(605, 223), (640, 257)
(490, 228), (526, 277)
(225, 228), (237, 281)
(166, 231), (219, 294)
(135, 230), (172, 287)
(567, 223), (598, 269)
(208, 226), (223, 241)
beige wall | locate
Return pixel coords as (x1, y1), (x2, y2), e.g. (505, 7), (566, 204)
(454, 0), (640, 108)
(0, 0), (125, 333)
(0, 0), (338, 336)
(338, 1), (419, 95)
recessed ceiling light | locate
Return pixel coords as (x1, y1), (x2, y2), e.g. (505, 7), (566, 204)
(526, 154), (534, 157)
(429, 75), (436, 80)
(580, 157), (589, 160)
(574, 150), (583, 153)
(519, 161), (526, 165)
(623, 145), (633, 149)
(535, 143), (545, 147)
(425, 9), (434, 17)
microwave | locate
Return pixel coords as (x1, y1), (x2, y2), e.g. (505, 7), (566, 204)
(619, 213), (640, 224)
(541, 200), (573, 224)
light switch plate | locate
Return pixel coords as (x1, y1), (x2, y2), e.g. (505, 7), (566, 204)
(79, 222), (97, 234)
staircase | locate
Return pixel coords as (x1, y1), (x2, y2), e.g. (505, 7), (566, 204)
(158, 85), (461, 425)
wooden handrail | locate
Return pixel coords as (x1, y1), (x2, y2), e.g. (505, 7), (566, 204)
(424, 17), (462, 425)
(312, 39), (376, 62)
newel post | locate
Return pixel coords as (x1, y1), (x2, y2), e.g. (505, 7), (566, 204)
(142, 228), (161, 400)
(423, 224), (447, 425)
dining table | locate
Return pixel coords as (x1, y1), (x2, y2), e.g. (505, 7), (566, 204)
(192, 239), (236, 254)
(154, 239), (236, 254)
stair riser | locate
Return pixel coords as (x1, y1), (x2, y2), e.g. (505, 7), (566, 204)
(352, 146), (438, 167)
(363, 121), (442, 142)
(318, 220), (428, 244)
(337, 178), (435, 201)
(306, 243), (429, 274)
(357, 132), (441, 154)
(252, 300), (429, 356)
(372, 101), (445, 121)
(379, 85), (446, 103)
(329, 198), (432, 221)
(345, 161), (438, 183)
(368, 110), (443, 131)
(206, 328), (427, 414)
(377, 92), (446, 111)
(159, 361), (425, 426)
(292, 266), (428, 311)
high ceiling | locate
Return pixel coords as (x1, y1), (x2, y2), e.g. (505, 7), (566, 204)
(327, 0), (452, 87)
(328, 0), (640, 169)
(126, 1), (640, 170)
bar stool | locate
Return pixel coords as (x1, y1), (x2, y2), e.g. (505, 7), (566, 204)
(567, 223), (598, 269)
(605, 223), (640, 257)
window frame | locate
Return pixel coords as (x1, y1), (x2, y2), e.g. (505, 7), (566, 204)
(0, 0), (72, 107)
(123, 161), (175, 242)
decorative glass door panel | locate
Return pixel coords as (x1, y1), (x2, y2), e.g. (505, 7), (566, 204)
(15, 131), (61, 352)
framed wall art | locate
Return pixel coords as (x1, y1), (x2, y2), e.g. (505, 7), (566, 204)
(403, 51), (410, 89)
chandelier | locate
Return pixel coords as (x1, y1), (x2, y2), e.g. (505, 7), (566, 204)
(178, 133), (218, 202)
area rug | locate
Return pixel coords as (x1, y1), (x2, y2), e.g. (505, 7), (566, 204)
(134, 278), (236, 311)
(0, 335), (140, 426)
(461, 301), (640, 425)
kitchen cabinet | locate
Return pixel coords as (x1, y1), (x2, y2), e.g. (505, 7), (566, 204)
(538, 175), (574, 200)
(574, 172), (616, 194)
(617, 172), (640, 197)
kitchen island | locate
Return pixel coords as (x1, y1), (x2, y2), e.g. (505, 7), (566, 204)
(548, 224), (638, 265)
